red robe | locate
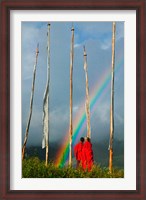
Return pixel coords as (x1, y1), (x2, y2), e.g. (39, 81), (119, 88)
(74, 142), (84, 168)
(82, 141), (94, 171)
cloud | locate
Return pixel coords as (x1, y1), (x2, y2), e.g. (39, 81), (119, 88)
(22, 22), (47, 80)
(74, 43), (82, 48)
(101, 39), (112, 50)
(94, 101), (110, 124)
(100, 22), (124, 50)
(50, 106), (69, 125)
(73, 105), (79, 112)
(22, 21), (124, 145)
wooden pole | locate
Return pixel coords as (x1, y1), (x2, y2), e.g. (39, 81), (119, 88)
(83, 46), (91, 138)
(109, 22), (116, 173)
(22, 44), (39, 160)
(69, 25), (74, 167)
(45, 23), (51, 166)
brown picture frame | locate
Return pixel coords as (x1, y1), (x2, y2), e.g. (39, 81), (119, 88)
(0, 0), (145, 199)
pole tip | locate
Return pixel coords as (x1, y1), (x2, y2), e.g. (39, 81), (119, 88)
(71, 22), (74, 31)
(36, 43), (39, 53)
(47, 23), (51, 27)
(83, 45), (87, 56)
(113, 22), (116, 26)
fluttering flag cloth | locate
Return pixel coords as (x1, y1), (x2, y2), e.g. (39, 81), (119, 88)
(42, 23), (51, 159)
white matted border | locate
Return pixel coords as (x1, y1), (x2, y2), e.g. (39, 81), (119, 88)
(10, 10), (136, 190)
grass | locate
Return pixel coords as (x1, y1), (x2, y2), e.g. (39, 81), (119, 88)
(22, 157), (124, 178)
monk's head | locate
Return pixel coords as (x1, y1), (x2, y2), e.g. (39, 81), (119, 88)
(80, 137), (84, 143)
(85, 136), (91, 142)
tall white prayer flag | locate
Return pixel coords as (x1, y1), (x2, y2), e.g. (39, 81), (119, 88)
(42, 23), (51, 165)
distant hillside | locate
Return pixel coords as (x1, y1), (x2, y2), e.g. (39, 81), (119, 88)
(25, 139), (124, 169)
(92, 139), (124, 169)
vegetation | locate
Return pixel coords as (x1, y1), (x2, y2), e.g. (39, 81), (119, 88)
(22, 157), (124, 178)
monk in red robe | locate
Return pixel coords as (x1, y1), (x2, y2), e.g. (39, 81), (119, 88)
(74, 137), (84, 169)
(82, 137), (94, 171)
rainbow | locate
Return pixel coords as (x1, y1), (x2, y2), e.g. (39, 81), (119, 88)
(55, 50), (124, 167)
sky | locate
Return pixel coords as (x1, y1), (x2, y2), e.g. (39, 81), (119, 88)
(22, 21), (124, 148)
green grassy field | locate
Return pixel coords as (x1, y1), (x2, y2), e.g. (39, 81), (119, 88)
(22, 157), (124, 178)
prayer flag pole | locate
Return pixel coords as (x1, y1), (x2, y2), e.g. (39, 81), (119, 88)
(109, 22), (116, 173)
(83, 46), (91, 138)
(69, 24), (74, 166)
(22, 44), (39, 160)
